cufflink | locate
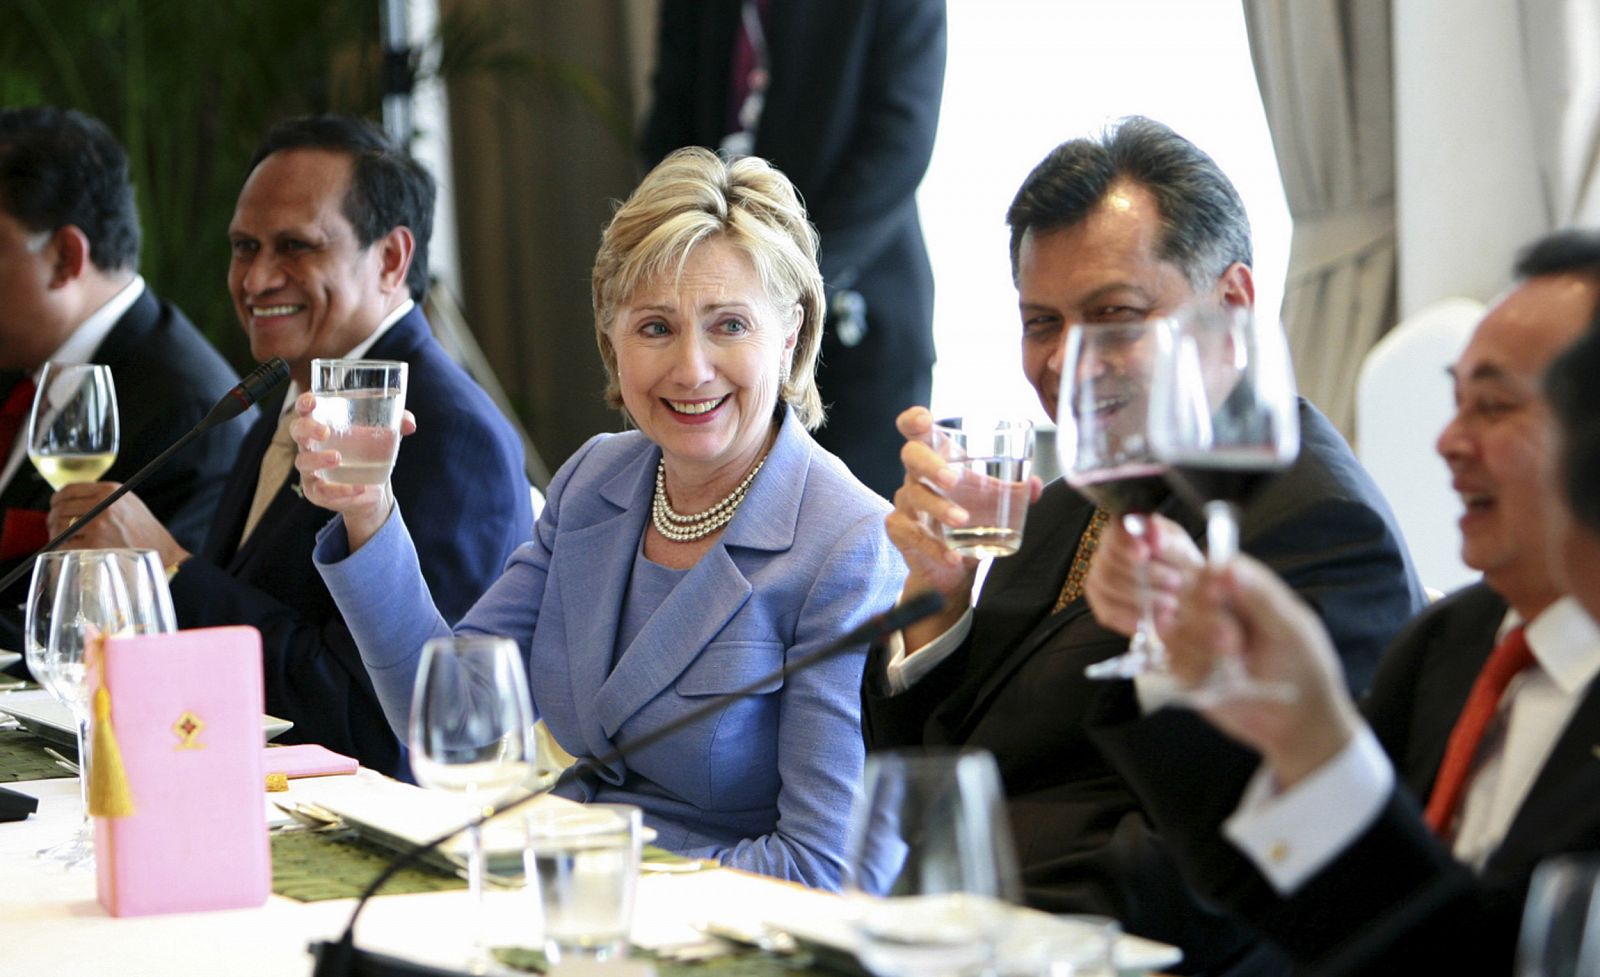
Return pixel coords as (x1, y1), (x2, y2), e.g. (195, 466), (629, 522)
(1268, 840), (1291, 864)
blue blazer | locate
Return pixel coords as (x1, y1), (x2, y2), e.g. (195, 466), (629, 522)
(173, 306), (532, 778)
(319, 408), (904, 887)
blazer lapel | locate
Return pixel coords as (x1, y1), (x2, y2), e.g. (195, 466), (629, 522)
(557, 447), (652, 765)
(590, 411), (807, 741)
(206, 392), (282, 567)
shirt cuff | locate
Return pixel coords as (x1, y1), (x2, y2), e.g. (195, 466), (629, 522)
(884, 608), (974, 694)
(1222, 724), (1394, 894)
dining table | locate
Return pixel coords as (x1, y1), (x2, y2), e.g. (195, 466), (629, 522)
(2, 752), (1178, 977)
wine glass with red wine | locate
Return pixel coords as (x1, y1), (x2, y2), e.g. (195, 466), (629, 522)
(1149, 304), (1300, 702)
(1056, 320), (1170, 679)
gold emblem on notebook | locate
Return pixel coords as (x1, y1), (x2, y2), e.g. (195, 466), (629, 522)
(173, 711), (205, 750)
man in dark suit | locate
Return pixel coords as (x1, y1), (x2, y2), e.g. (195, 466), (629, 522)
(641, 0), (946, 499)
(51, 116), (533, 778)
(1093, 230), (1600, 974)
(0, 106), (243, 651)
(861, 118), (1425, 975)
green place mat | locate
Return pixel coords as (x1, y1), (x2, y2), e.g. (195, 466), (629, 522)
(0, 728), (75, 783)
(493, 946), (829, 977)
(271, 827), (467, 902)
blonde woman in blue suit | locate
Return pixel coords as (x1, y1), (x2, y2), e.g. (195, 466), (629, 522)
(294, 147), (904, 888)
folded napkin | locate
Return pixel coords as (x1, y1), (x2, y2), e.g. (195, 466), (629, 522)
(264, 743), (359, 779)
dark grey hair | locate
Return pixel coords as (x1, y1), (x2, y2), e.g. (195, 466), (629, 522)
(1005, 116), (1252, 289)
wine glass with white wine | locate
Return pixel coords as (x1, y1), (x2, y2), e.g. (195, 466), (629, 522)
(27, 363), (119, 489)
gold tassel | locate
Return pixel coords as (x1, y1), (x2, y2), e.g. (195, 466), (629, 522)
(88, 683), (135, 818)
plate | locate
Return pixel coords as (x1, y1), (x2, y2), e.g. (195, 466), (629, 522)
(0, 649), (20, 671)
(775, 903), (1182, 976)
(0, 688), (293, 749)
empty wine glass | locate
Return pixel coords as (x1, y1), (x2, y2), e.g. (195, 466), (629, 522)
(1056, 320), (1170, 679)
(1149, 304), (1299, 704)
(27, 363), (119, 489)
(843, 748), (1021, 977)
(25, 548), (175, 866)
(409, 635), (538, 974)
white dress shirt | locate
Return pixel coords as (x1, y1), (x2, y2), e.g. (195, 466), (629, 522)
(0, 276), (144, 494)
(1225, 596), (1600, 893)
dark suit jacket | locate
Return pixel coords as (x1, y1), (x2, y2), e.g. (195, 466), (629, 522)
(862, 399), (1426, 975)
(640, 0), (946, 496)
(168, 307), (533, 778)
(1098, 584), (1600, 975)
(0, 286), (244, 649)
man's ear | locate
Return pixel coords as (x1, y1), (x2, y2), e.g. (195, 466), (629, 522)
(375, 225), (415, 295)
(1217, 261), (1255, 310)
(46, 225), (92, 289)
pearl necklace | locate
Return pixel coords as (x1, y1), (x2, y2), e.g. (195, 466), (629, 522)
(651, 453), (767, 542)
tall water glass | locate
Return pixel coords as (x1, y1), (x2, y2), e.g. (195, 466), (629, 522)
(25, 548), (175, 865)
(524, 803), (642, 963)
(28, 362), (119, 489)
(310, 359), (407, 485)
(930, 419), (1035, 559)
(409, 635), (536, 974)
(844, 749), (1021, 977)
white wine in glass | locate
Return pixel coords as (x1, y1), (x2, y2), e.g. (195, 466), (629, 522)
(27, 363), (119, 489)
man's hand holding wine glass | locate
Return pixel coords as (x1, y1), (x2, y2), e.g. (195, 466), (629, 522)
(1083, 511), (1201, 638)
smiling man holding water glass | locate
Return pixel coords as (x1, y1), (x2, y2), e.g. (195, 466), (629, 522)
(47, 115), (532, 778)
(861, 117), (1424, 974)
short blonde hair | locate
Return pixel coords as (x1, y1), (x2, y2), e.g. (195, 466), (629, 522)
(592, 147), (826, 429)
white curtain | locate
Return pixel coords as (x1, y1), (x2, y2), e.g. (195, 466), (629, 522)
(1243, 0), (1395, 440)
(1517, 0), (1600, 228)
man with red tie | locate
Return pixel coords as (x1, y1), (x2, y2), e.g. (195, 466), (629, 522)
(0, 106), (242, 652)
(1091, 230), (1600, 973)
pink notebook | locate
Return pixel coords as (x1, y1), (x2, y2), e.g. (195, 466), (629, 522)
(92, 626), (271, 917)
(263, 743), (358, 779)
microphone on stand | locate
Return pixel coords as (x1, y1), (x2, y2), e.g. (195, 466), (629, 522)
(0, 357), (290, 596)
(308, 589), (948, 977)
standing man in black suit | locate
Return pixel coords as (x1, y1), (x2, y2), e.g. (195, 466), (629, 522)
(0, 106), (243, 651)
(50, 116), (533, 778)
(1094, 231), (1600, 974)
(641, 0), (946, 499)
(862, 118), (1424, 975)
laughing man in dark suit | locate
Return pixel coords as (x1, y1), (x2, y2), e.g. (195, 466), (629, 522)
(1093, 230), (1600, 974)
(49, 116), (532, 778)
(861, 117), (1425, 976)
(0, 106), (243, 652)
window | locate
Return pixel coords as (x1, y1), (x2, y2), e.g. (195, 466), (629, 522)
(920, 0), (1290, 435)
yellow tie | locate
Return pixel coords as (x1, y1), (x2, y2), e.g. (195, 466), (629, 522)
(1053, 507), (1110, 613)
(240, 410), (295, 545)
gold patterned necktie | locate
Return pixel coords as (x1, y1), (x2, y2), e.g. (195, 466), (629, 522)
(1053, 507), (1110, 612)
(240, 410), (296, 545)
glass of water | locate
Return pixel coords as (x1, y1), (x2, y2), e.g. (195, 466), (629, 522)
(930, 418), (1035, 559)
(844, 749), (1021, 977)
(524, 803), (642, 964)
(310, 359), (407, 485)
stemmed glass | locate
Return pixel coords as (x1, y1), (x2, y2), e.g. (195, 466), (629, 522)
(24, 548), (176, 866)
(1148, 304), (1299, 703)
(843, 748), (1021, 977)
(1056, 320), (1171, 679)
(1518, 856), (1600, 977)
(27, 363), (119, 489)
(409, 635), (538, 974)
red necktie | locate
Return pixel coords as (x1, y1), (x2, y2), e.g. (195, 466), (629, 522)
(0, 377), (34, 461)
(0, 377), (46, 561)
(1423, 626), (1535, 836)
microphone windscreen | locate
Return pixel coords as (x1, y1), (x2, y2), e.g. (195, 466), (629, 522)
(198, 358), (290, 431)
